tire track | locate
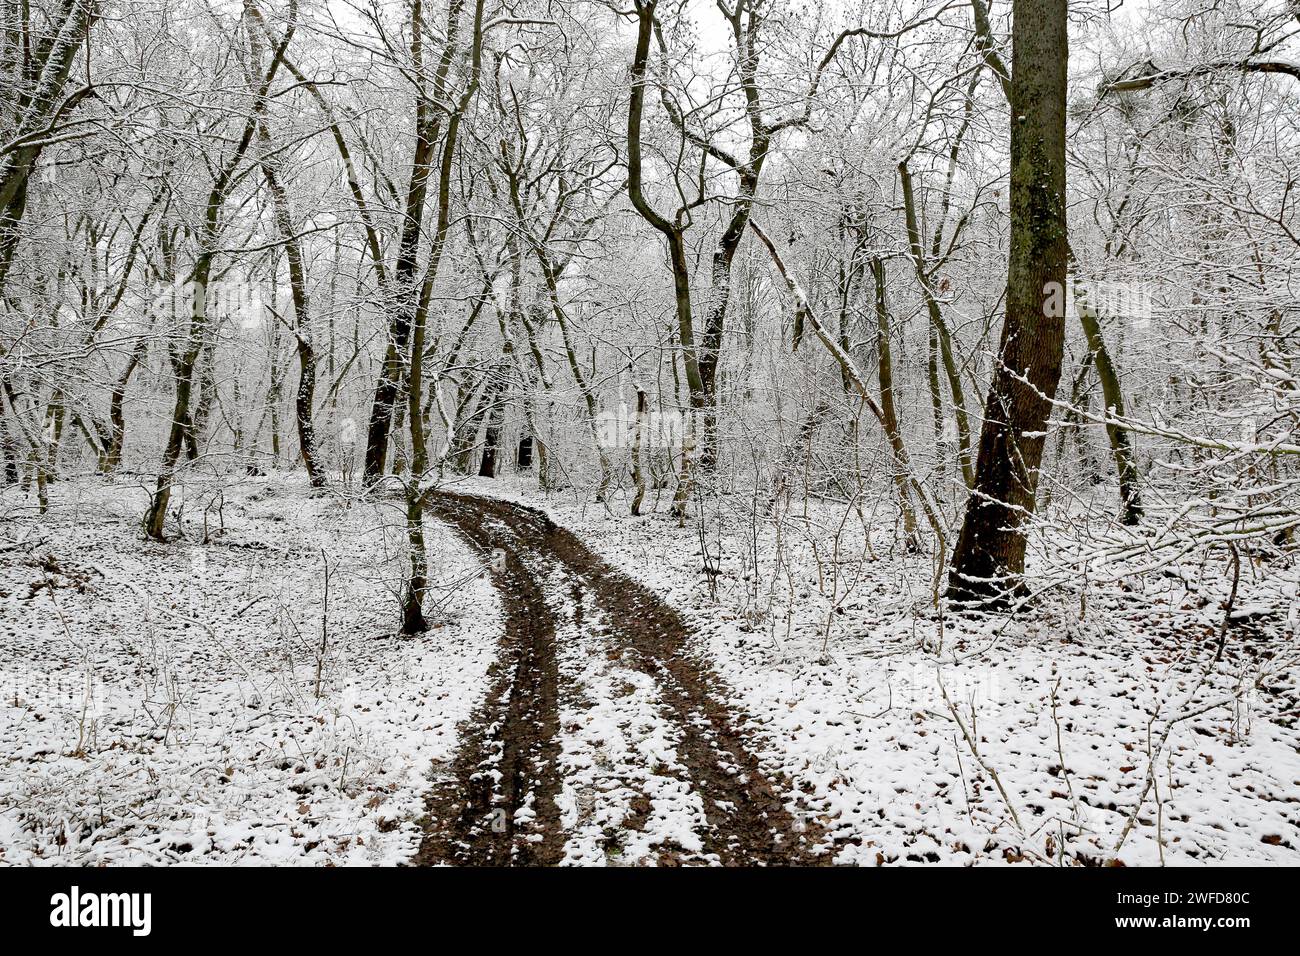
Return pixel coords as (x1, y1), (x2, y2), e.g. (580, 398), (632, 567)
(412, 495), (564, 866)
(415, 491), (823, 866)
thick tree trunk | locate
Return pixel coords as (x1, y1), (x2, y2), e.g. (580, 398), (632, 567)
(948, 0), (1068, 605)
(0, 178), (29, 300)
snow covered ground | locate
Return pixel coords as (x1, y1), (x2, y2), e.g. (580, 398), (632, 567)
(0, 476), (499, 865)
(547, 570), (712, 865)
(449, 475), (1300, 866)
(2, 472), (1297, 865)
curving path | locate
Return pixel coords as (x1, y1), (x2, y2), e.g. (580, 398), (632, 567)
(413, 491), (823, 867)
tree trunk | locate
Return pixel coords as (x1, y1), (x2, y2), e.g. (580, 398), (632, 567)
(0, 1), (96, 298)
(145, 258), (211, 540)
(948, 0), (1068, 605)
(185, 337), (217, 462)
(870, 258), (920, 542)
(1073, 277), (1143, 524)
(478, 404), (503, 478)
(258, 149), (324, 487)
(101, 337), (147, 473)
(900, 160), (974, 487)
(241, 6), (327, 490)
(626, 4), (704, 516)
(143, 1), (296, 540)
(364, 0), (467, 485)
(399, 0), (485, 635)
(631, 386), (649, 515)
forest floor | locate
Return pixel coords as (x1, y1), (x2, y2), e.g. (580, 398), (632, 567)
(414, 491), (821, 865)
(2, 472), (1298, 865)
(0, 475), (500, 864)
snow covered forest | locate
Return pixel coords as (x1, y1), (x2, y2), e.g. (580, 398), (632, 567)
(1, 0), (1298, 867)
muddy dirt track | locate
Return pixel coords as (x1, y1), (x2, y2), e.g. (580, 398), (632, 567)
(412, 491), (823, 866)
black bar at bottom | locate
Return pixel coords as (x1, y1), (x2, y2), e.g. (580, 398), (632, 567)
(0, 865), (1280, 942)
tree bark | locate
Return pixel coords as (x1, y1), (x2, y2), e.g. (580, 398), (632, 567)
(631, 386), (649, 516)
(364, 0), (467, 485)
(100, 336), (147, 473)
(870, 258), (920, 542)
(247, 12), (325, 488)
(626, 2), (704, 516)
(948, 0), (1068, 605)
(399, 0), (485, 634)
(1073, 277), (1143, 524)
(0, 0), (96, 298)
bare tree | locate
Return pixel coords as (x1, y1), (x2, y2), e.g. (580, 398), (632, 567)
(948, 0), (1069, 605)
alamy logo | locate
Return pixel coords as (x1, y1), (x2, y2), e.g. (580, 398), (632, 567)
(49, 886), (152, 937)
(146, 276), (266, 332)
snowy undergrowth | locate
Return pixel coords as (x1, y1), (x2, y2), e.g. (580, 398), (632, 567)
(453, 475), (1300, 866)
(0, 476), (498, 865)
